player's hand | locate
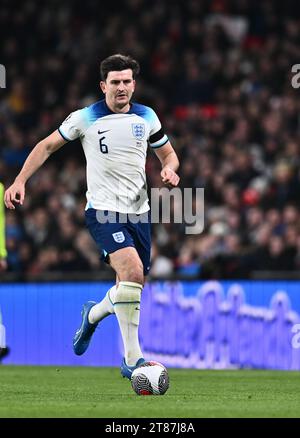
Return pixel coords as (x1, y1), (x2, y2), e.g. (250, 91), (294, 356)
(4, 180), (25, 209)
(161, 167), (180, 187)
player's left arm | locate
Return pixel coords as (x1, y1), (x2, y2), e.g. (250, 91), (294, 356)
(154, 141), (180, 187)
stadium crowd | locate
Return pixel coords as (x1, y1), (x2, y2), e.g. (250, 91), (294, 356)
(1, 0), (300, 279)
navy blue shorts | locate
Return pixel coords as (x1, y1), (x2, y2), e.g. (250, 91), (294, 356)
(85, 209), (151, 276)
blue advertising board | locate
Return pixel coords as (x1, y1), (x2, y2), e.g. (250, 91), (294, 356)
(1, 280), (300, 370)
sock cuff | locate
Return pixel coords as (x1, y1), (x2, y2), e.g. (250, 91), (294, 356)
(118, 281), (143, 290)
(114, 281), (143, 305)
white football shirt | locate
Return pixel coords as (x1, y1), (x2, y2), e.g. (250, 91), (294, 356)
(58, 99), (168, 214)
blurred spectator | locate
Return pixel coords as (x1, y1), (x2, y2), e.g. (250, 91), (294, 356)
(150, 242), (174, 278)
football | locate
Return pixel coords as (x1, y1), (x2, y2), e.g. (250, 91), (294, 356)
(131, 361), (169, 395)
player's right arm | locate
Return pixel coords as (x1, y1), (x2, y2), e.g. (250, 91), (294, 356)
(4, 130), (67, 210)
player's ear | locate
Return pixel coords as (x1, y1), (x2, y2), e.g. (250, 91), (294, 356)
(100, 81), (106, 94)
(132, 79), (136, 93)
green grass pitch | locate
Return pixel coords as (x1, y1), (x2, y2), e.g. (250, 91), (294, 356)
(0, 366), (300, 418)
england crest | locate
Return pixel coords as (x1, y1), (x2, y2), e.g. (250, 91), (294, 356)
(112, 232), (125, 243)
(132, 123), (145, 140)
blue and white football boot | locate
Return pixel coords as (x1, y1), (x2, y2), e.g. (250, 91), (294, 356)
(73, 301), (98, 355)
(120, 357), (145, 379)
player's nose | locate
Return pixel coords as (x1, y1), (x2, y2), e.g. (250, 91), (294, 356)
(117, 81), (125, 91)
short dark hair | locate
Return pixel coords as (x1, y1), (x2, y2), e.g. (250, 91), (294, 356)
(100, 54), (140, 81)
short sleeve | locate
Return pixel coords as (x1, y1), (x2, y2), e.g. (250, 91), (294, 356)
(58, 110), (84, 141)
(147, 108), (169, 149)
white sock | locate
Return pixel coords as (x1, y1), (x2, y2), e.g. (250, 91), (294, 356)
(113, 281), (143, 367)
(88, 285), (116, 324)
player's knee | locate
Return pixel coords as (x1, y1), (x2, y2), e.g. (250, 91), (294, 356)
(120, 264), (144, 284)
(126, 270), (144, 285)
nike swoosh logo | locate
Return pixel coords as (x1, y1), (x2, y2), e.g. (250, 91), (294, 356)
(98, 130), (110, 135)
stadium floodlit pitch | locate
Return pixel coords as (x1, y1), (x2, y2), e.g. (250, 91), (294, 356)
(0, 366), (300, 418)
